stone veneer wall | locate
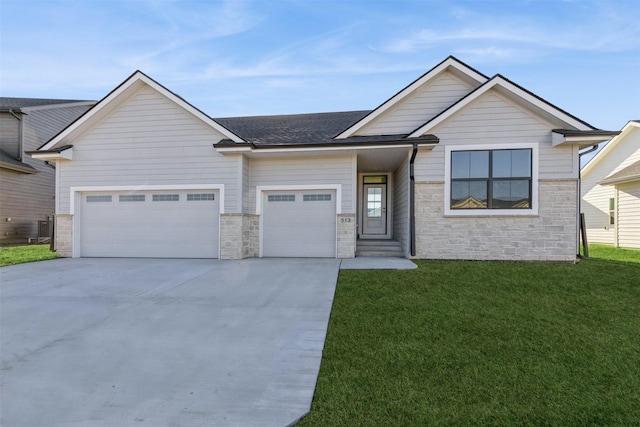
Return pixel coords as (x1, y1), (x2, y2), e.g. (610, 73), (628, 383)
(220, 214), (259, 259)
(242, 214), (259, 258)
(219, 214), (242, 259)
(55, 214), (73, 257)
(337, 214), (356, 258)
(414, 180), (578, 262)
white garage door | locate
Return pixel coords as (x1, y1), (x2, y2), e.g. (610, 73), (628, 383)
(262, 190), (336, 257)
(80, 190), (219, 258)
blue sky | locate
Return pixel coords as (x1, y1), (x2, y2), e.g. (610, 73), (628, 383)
(1, 0), (638, 134)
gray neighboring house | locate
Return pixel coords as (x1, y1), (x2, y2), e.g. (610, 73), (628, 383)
(30, 56), (618, 261)
(1, 98), (95, 244)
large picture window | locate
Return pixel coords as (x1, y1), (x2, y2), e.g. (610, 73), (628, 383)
(451, 149), (532, 209)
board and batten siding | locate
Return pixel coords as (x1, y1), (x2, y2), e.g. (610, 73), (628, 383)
(354, 71), (478, 136)
(392, 154), (410, 255)
(582, 127), (640, 245)
(617, 182), (640, 249)
(248, 155), (356, 214)
(414, 91), (577, 182)
(56, 86), (240, 214)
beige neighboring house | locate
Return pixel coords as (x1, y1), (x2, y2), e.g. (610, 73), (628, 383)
(30, 57), (618, 262)
(1, 98), (95, 244)
(581, 121), (640, 249)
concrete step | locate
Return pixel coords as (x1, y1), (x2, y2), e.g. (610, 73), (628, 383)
(356, 239), (404, 257)
(355, 250), (405, 258)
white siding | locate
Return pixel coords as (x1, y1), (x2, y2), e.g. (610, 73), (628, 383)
(355, 71), (477, 136)
(617, 182), (640, 249)
(415, 91), (576, 182)
(582, 126), (640, 245)
(242, 155), (250, 212)
(248, 155), (355, 214)
(56, 86), (240, 214)
(393, 154), (410, 254)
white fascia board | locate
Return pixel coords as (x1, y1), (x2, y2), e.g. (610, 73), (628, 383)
(551, 132), (612, 147)
(582, 121), (639, 175)
(70, 184), (225, 214)
(335, 58), (488, 139)
(30, 147), (73, 160)
(409, 76), (593, 138)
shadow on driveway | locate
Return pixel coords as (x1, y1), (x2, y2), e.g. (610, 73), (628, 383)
(1, 257), (340, 427)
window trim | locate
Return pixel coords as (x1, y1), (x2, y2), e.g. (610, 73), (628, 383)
(444, 143), (539, 216)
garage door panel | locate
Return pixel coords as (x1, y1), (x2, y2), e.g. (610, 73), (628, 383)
(262, 191), (336, 258)
(80, 190), (219, 258)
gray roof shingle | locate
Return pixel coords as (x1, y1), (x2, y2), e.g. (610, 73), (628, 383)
(0, 97), (92, 110)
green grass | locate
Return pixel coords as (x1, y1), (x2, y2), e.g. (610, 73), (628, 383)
(0, 244), (58, 267)
(300, 248), (640, 426)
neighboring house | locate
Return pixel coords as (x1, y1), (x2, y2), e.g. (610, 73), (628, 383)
(1, 98), (95, 244)
(581, 121), (640, 249)
(30, 56), (617, 261)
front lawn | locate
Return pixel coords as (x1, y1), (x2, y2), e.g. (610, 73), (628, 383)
(300, 246), (640, 426)
(0, 244), (58, 267)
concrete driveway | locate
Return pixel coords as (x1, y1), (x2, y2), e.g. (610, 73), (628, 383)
(1, 257), (340, 427)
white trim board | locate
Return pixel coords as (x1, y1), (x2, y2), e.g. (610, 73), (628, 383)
(443, 143), (539, 216)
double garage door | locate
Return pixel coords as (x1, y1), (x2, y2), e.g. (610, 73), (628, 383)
(262, 190), (337, 257)
(80, 190), (219, 258)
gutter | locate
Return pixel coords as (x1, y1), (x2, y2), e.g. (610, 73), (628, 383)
(577, 144), (600, 257)
(409, 143), (418, 257)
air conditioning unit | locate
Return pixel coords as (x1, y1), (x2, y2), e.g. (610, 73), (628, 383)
(38, 220), (50, 238)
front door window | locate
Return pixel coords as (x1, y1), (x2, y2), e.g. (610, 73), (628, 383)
(363, 176), (387, 235)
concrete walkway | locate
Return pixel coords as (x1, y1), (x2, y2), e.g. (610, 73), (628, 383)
(1, 258), (340, 427)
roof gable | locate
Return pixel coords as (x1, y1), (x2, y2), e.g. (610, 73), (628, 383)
(582, 121), (640, 177)
(408, 74), (596, 138)
(600, 159), (640, 185)
(39, 71), (244, 150)
(335, 56), (488, 139)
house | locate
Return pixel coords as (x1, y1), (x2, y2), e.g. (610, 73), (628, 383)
(1, 98), (95, 244)
(581, 121), (640, 249)
(29, 56), (618, 261)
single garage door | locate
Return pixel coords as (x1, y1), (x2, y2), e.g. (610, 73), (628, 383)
(80, 190), (219, 258)
(262, 190), (336, 257)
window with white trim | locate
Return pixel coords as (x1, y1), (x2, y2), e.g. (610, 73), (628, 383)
(268, 194), (295, 202)
(450, 148), (532, 210)
(86, 195), (112, 203)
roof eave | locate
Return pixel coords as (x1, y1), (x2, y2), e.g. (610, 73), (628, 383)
(552, 130), (620, 147)
(599, 174), (640, 186)
(27, 145), (73, 160)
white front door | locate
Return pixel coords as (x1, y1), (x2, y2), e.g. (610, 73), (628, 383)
(363, 183), (387, 235)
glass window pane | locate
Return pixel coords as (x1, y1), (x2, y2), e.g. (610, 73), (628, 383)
(492, 180), (530, 209)
(492, 150), (512, 177)
(363, 176), (387, 184)
(451, 152), (470, 179)
(367, 188), (382, 217)
(469, 151), (489, 178)
(451, 180), (487, 208)
(511, 150), (531, 177)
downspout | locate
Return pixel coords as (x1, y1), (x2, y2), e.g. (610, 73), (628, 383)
(409, 143), (418, 257)
(9, 109), (23, 160)
(577, 144), (600, 257)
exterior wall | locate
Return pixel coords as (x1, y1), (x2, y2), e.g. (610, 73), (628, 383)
(56, 86), (240, 215)
(1, 104), (92, 243)
(54, 214), (73, 257)
(355, 71), (478, 136)
(617, 182), (640, 249)
(337, 214), (356, 258)
(415, 91), (578, 182)
(219, 214), (242, 259)
(0, 113), (21, 158)
(582, 126), (640, 245)
(242, 214), (259, 258)
(248, 155), (356, 214)
(392, 154), (410, 255)
(414, 180), (578, 262)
